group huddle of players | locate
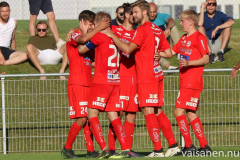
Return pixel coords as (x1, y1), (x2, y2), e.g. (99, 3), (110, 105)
(61, 0), (212, 159)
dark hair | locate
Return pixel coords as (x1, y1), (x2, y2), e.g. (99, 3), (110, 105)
(78, 10), (95, 23)
(0, 1), (10, 8)
(36, 21), (49, 29)
(122, 3), (132, 18)
(115, 6), (124, 13)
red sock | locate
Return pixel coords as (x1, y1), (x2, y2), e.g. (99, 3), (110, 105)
(157, 112), (177, 147)
(84, 124), (94, 152)
(145, 113), (162, 151)
(124, 120), (135, 150)
(176, 115), (193, 148)
(108, 124), (116, 151)
(89, 117), (106, 150)
(190, 117), (208, 148)
(65, 122), (82, 149)
(111, 118), (128, 150)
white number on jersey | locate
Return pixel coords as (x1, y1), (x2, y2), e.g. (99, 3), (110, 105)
(108, 44), (120, 67)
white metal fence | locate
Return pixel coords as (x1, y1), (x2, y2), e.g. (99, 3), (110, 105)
(0, 69), (239, 153)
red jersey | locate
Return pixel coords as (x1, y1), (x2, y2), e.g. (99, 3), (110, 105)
(111, 25), (136, 77)
(172, 31), (209, 90)
(67, 30), (93, 86)
(90, 32), (120, 85)
(131, 22), (170, 84)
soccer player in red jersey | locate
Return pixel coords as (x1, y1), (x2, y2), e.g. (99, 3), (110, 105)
(61, 10), (110, 159)
(107, 3), (142, 157)
(102, 0), (180, 157)
(171, 10), (211, 155)
(78, 12), (131, 159)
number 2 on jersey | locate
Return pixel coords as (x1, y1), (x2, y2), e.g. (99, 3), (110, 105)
(108, 44), (120, 67)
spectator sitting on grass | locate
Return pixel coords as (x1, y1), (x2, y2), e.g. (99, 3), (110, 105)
(198, 0), (235, 63)
(27, 21), (68, 80)
(0, 1), (28, 66)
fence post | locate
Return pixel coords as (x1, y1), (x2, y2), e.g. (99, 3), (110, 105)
(180, 133), (185, 148)
(1, 77), (6, 154)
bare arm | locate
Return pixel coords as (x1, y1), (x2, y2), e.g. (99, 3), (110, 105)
(159, 48), (173, 58)
(76, 19), (110, 44)
(10, 20), (17, 50)
(155, 48), (173, 61)
(171, 49), (177, 56)
(166, 17), (175, 29)
(212, 19), (235, 38)
(231, 61), (240, 78)
(78, 45), (90, 54)
(180, 54), (209, 67)
(164, 17), (175, 37)
(198, 2), (208, 27)
(101, 29), (137, 54)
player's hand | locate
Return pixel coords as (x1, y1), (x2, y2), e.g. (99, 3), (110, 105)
(211, 26), (219, 38)
(231, 66), (239, 78)
(1, 72), (5, 74)
(164, 28), (171, 38)
(0, 57), (6, 66)
(154, 51), (161, 61)
(66, 28), (75, 42)
(201, 2), (208, 9)
(179, 59), (189, 67)
(91, 62), (95, 67)
(101, 29), (114, 38)
(98, 18), (110, 30)
(80, 19), (89, 35)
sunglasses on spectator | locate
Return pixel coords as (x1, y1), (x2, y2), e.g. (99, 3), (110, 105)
(37, 29), (47, 32)
(119, 12), (124, 16)
(207, 2), (217, 6)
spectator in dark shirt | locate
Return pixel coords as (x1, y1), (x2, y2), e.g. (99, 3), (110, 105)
(198, 0), (235, 63)
(111, 6), (124, 26)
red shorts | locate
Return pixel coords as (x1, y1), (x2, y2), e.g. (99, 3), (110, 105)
(137, 80), (164, 107)
(88, 83), (121, 112)
(120, 77), (140, 112)
(175, 88), (201, 111)
(68, 85), (89, 119)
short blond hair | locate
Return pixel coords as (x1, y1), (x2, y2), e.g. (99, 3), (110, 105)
(95, 11), (111, 24)
(131, 0), (150, 16)
(179, 10), (199, 26)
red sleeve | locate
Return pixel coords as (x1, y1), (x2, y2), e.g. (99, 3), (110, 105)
(91, 32), (103, 46)
(131, 26), (144, 46)
(68, 31), (82, 46)
(172, 36), (182, 54)
(197, 34), (209, 56)
(159, 33), (170, 51)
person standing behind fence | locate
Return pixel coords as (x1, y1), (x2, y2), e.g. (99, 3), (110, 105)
(171, 10), (211, 155)
(27, 21), (68, 80)
(28, 0), (65, 48)
(0, 1), (27, 66)
(149, 2), (178, 70)
(198, 0), (235, 63)
(61, 10), (110, 159)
